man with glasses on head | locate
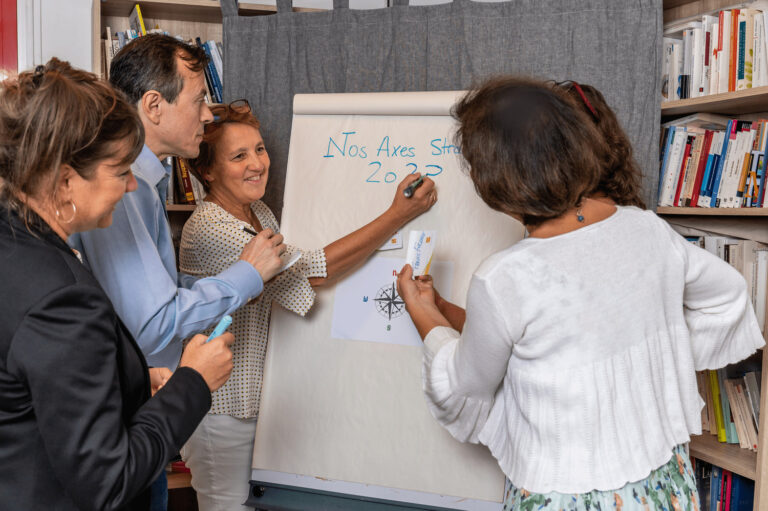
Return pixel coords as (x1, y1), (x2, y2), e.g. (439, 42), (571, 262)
(70, 34), (285, 511)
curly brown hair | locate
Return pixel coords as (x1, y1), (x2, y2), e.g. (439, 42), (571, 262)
(557, 82), (646, 209)
(453, 76), (608, 226)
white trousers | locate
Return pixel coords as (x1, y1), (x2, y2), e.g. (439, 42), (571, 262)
(181, 414), (258, 511)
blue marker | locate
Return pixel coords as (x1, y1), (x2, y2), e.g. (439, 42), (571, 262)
(206, 315), (232, 343)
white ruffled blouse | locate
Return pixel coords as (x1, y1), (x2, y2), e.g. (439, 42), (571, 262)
(423, 206), (764, 494)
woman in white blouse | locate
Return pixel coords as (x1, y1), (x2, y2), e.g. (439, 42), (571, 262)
(178, 99), (435, 510)
(398, 77), (764, 510)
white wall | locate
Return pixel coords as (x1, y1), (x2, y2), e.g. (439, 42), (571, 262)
(17, 0), (93, 72)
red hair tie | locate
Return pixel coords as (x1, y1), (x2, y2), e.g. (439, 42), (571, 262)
(571, 82), (598, 120)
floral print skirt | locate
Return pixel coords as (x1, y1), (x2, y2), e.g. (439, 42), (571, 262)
(503, 444), (699, 511)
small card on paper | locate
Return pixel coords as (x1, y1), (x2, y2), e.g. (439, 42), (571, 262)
(378, 231), (403, 251)
(405, 230), (436, 276)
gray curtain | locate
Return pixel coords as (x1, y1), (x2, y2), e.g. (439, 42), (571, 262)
(222, 0), (662, 216)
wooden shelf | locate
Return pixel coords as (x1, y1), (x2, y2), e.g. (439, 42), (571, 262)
(662, 0), (739, 24)
(661, 86), (768, 117)
(102, 0), (271, 21)
(167, 471), (192, 490)
(100, 0), (321, 23)
(166, 204), (197, 212)
(689, 434), (757, 480)
(663, 0), (696, 8)
(656, 207), (768, 216)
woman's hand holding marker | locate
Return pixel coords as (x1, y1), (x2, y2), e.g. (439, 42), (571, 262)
(388, 173), (437, 224)
(402, 175), (425, 198)
(239, 228), (286, 282)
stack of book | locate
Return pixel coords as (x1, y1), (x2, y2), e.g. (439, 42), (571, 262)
(164, 157), (206, 207)
(663, 8), (768, 101)
(695, 367), (761, 452)
(658, 114), (768, 209)
(693, 459), (755, 511)
(102, 4), (225, 104)
(686, 234), (764, 454)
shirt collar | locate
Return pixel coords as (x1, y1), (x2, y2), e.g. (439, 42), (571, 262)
(132, 144), (171, 187)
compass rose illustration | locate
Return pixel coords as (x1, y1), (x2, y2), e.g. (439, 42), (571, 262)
(373, 282), (406, 321)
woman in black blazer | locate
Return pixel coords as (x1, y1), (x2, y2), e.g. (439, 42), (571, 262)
(0, 59), (235, 511)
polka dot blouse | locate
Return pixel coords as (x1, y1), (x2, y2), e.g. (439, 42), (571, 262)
(179, 200), (327, 419)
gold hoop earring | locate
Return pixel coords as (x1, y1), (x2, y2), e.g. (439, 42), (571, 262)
(56, 201), (77, 224)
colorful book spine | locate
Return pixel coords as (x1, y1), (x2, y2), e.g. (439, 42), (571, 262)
(658, 127), (676, 200)
(711, 465), (723, 511)
(129, 4), (147, 37)
(710, 370), (728, 442)
(717, 369), (740, 444)
(730, 472), (755, 510)
(690, 130), (713, 205)
(731, 10), (741, 91)
(674, 136), (694, 206)
(736, 148), (753, 204)
(698, 132), (721, 206)
(205, 43), (224, 103)
(711, 120), (735, 207)
(196, 37), (222, 103)
(177, 158), (195, 204)
(758, 148), (768, 206)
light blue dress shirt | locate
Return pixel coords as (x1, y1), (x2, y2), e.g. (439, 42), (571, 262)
(70, 145), (264, 369)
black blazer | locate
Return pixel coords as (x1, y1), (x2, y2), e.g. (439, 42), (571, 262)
(0, 208), (211, 511)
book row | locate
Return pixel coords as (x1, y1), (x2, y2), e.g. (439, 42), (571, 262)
(695, 367), (761, 453)
(663, 8), (768, 102)
(693, 459), (754, 511)
(102, 4), (224, 104)
(658, 114), (768, 209)
(688, 234), (764, 456)
(165, 156), (206, 206)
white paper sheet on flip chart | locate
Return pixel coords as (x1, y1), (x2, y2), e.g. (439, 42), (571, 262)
(253, 91), (524, 506)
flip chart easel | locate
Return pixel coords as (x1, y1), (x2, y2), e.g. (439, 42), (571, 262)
(249, 91), (525, 510)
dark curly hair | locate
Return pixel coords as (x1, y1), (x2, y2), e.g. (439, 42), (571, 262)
(557, 82), (646, 209)
(453, 76), (609, 227)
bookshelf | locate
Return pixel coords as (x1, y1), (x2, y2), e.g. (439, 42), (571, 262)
(661, 2), (768, 509)
(101, 0), (280, 21)
(661, 85), (768, 117)
(656, 207), (768, 216)
(688, 432), (757, 480)
(93, 0), (324, 74)
(167, 204), (197, 212)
